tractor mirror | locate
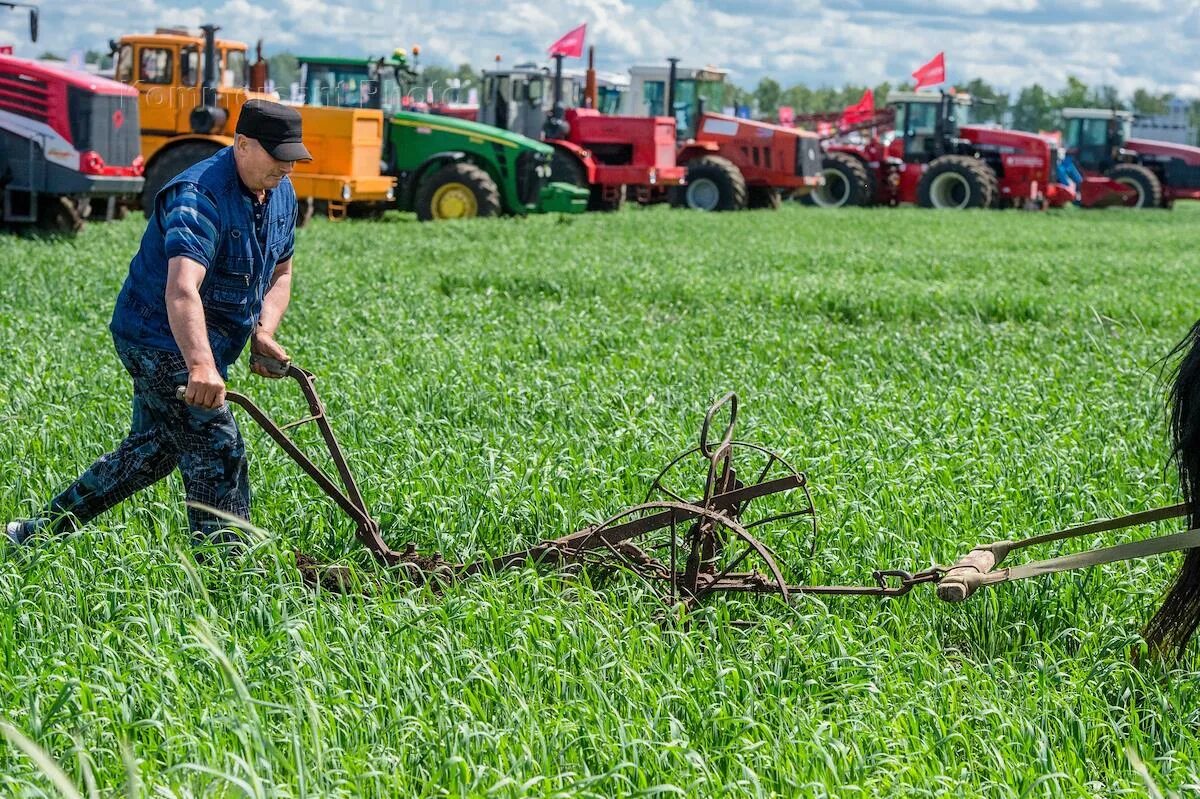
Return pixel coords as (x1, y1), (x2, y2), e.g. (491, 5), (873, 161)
(29, 8), (37, 42)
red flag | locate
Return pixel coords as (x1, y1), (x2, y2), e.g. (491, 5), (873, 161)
(548, 23), (587, 58)
(839, 89), (875, 127)
(911, 52), (945, 91)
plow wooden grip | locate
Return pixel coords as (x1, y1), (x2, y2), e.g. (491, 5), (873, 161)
(936, 547), (1000, 603)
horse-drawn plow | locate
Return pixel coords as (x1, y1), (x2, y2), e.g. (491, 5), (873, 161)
(223, 358), (1200, 653)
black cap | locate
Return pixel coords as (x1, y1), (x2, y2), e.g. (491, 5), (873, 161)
(236, 99), (312, 162)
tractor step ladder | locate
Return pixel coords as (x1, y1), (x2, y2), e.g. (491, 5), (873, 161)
(325, 200), (348, 221)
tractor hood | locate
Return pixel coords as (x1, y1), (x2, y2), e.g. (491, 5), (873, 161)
(1125, 138), (1200, 168)
(390, 110), (553, 156)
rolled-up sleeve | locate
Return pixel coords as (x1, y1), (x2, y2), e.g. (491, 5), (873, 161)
(160, 184), (220, 269)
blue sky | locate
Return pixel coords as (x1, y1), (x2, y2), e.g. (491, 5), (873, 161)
(7, 0), (1199, 96)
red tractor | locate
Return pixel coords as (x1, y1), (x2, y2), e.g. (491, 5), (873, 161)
(479, 55), (684, 210)
(629, 61), (823, 211)
(809, 92), (1074, 210)
(0, 7), (144, 230)
(1062, 108), (1200, 208)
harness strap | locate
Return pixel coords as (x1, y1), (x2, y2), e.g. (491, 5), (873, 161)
(937, 502), (1194, 602)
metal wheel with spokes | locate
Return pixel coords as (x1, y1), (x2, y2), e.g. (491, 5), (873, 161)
(563, 501), (792, 607)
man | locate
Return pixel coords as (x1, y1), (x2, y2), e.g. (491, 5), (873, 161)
(6, 100), (311, 548)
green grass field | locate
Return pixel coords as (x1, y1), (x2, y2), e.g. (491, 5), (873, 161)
(1, 204), (1199, 797)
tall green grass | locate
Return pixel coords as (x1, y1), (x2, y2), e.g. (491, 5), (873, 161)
(0, 204), (1198, 796)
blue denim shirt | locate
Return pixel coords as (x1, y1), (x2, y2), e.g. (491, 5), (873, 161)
(110, 147), (297, 376)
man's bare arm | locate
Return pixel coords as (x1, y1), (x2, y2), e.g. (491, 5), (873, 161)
(165, 255), (225, 409)
(250, 257), (292, 378)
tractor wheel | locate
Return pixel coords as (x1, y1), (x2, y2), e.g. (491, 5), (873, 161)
(36, 195), (85, 233)
(549, 149), (587, 188)
(1107, 163), (1163, 209)
(415, 162), (501, 221)
(801, 152), (873, 208)
(141, 141), (223, 219)
(748, 187), (782, 210)
(916, 155), (996, 209)
(673, 156), (748, 211)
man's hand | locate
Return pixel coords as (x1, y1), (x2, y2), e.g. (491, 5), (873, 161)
(185, 364), (226, 409)
(250, 331), (290, 379)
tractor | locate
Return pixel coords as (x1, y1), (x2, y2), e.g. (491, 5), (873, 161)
(0, 4), (144, 231)
(1061, 108), (1200, 208)
(110, 25), (395, 221)
(627, 61), (823, 211)
(810, 91), (1076, 210)
(478, 53), (686, 211)
(296, 54), (587, 220)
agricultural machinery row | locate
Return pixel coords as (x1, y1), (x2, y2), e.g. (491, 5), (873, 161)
(804, 93), (1200, 211)
(4, 16), (1200, 231)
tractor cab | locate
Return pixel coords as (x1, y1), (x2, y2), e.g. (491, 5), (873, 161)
(1061, 108), (1133, 173)
(479, 64), (627, 136)
(479, 64), (577, 138)
(299, 54), (407, 114)
(887, 91), (973, 163)
(628, 64), (728, 140)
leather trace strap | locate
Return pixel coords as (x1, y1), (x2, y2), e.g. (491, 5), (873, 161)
(937, 502), (1193, 602)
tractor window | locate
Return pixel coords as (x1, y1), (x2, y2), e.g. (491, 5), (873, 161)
(114, 44), (133, 84)
(642, 79), (665, 117)
(696, 79), (726, 114)
(380, 72), (403, 115)
(903, 102), (939, 135)
(224, 50), (247, 88)
(597, 86), (623, 114)
(1080, 119), (1109, 147)
(180, 46), (199, 86)
(138, 47), (173, 85)
(303, 63), (376, 108)
(672, 79), (698, 136)
(526, 76), (543, 105)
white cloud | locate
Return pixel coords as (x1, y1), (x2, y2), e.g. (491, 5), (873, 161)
(7, 0), (1199, 98)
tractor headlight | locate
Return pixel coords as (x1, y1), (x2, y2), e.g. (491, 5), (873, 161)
(341, 183), (353, 201)
(386, 185), (395, 201)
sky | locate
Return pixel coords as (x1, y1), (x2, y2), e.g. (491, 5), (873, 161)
(5, 0), (1200, 97)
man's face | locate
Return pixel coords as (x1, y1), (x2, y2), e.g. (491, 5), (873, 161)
(235, 135), (296, 191)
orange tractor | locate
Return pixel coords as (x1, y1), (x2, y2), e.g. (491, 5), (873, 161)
(110, 25), (395, 220)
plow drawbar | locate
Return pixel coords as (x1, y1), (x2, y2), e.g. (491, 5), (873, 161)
(213, 358), (1200, 612)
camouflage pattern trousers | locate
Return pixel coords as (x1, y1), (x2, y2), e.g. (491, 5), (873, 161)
(45, 344), (249, 545)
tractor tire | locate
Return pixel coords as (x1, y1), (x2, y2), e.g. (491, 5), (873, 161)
(36, 195), (85, 233)
(801, 152), (873, 208)
(141, 141), (223, 218)
(1107, 163), (1163, 209)
(748, 186), (782, 210)
(672, 156), (748, 211)
(917, 155), (996, 210)
(549, 149), (587, 188)
(415, 162), (501, 221)
(588, 185), (625, 212)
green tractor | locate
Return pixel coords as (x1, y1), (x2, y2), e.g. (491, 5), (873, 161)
(297, 53), (588, 220)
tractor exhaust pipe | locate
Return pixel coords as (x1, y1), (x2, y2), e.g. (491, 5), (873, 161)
(584, 45), (597, 110)
(544, 52), (569, 139)
(666, 57), (679, 120)
(189, 24), (228, 134)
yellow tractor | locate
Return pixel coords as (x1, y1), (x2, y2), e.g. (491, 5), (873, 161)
(111, 24), (395, 221)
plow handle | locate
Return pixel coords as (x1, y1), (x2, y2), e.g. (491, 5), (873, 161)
(700, 392), (738, 458)
(936, 544), (1009, 602)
